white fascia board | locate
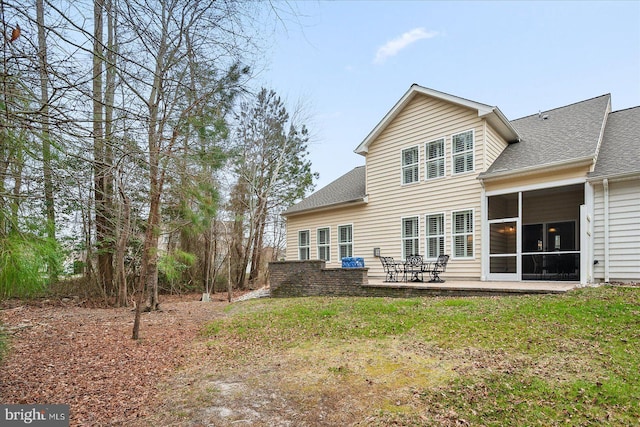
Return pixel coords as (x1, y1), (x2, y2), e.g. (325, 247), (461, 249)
(281, 197), (368, 218)
(354, 86), (418, 155)
(479, 156), (595, 182)
(587, 171), (640, 183)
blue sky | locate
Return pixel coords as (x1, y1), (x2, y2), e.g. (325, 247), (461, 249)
(257, 1), (640, 191)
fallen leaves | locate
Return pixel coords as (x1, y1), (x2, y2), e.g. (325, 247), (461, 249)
(0, 294), (229, 426)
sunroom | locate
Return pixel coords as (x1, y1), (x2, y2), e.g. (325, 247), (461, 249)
(483, 183), (586, 282)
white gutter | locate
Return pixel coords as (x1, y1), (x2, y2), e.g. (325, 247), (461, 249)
(479, 156), (594, 182)
(603, 178), (610, 283)
(281, 196), (368, 217)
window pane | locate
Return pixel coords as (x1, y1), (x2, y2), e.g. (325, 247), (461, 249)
(299, 231), (309, 246)
(403, 217), (418, 238)
(425, 214), (444, 259)
(339, 225), (352, 243)
(402, 147), (419, 184)
(317, 228), (330, 261)
(453, 154), (465, 174)
(338, 225), (353, 260)
(402, 147), (418, 166)
(426, 139), (443, 159)
(453, 211), (473, 257)
(427, 215), (443, 234)
(403, 165), (418, 184)
(452, 131), (473, 174)
(318, 228), (329, 245)
(427, 159), (444, 179)
(465, 153), (473, 171)
(453, 131), (473, 153)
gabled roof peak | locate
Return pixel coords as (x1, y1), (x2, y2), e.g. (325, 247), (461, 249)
(354, 84), (520, 155)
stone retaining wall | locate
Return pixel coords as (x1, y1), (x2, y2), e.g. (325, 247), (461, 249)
(268, 260), (369, 297)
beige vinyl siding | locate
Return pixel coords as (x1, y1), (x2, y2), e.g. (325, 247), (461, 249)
(285, 205), (363, 265)
(484, 124), (510, 167)
(363, 94), (486, 278)
(285, 93), (508, 279)
(593, 179), (640, 281)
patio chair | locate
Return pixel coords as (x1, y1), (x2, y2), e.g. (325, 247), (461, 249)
(404, 255), (425, 282)
(427, 254), (449, 283)
(380, 256), (401, 282)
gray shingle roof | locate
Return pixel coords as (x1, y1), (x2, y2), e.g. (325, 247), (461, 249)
(589, 107), (640, 179)
(282, 166), (366, 216)
(480, 94), (611, 179)
(284, 92), (633, 216)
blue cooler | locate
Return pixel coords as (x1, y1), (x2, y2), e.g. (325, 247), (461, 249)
(342, 257), (365, 268)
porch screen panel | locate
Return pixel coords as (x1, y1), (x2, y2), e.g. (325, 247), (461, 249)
(402, 217), (419, 258)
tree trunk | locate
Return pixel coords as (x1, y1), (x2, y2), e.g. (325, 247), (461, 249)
(248, 199), (267, 286)
(116, 173), (130, 307)
(93, 0), (113, 296)
(37, 0), (55, 245)
(103, 0), (116, 293)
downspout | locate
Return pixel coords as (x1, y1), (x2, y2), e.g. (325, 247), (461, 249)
(479, 178), (487, 281)
(603, 178), (610, 283)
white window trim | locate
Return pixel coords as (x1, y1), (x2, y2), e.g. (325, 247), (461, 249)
(401, 146), (420, 185)
(425, 137), (446, 181)
(452, 209), (475, 259)
(425, 212), (445, 260)
(337, 223), (354, 260)
(316, 226), (331, 262)
(401, 215), (420, 259)
(298, 229), (310, 260)
(451, 129), (475, 175)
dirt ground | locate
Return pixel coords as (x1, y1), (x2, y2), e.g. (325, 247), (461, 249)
(0, 293), (234, 426)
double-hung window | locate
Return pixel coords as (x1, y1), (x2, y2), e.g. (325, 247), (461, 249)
(425, 138), (445, 179)
(402, 146), (419, 184)
(338, 224), (353, 259)
(425, 213), (444, 258)
(402, 217), (419, 259)
(298, 230), (310, 260)
(452, 130), (474, 174)
(317, 227), (330, 262)
(452, 210), (473, 258)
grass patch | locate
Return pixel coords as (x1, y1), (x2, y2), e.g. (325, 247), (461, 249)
(200, 286), (640, 425)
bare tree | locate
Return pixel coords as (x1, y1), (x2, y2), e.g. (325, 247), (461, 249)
(232, 88), (317, 288)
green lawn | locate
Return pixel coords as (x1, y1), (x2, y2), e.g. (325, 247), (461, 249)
(202, 286), (639, 426)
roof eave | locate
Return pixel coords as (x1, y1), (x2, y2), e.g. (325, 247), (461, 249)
(587, 171), (640, 183)
(479, 156), (595, 182)
(480, 107), (521, 143)
(282, 196), (368, 217)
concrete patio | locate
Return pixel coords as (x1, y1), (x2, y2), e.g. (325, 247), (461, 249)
(365, 276), (579, 296)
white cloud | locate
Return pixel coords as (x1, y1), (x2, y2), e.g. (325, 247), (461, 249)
(373, 27), (438, 64)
